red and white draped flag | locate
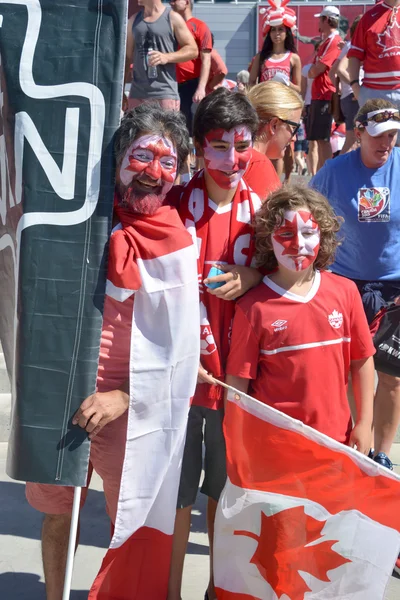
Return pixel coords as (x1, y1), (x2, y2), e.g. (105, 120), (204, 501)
(215, 389), (400, 600)
(89, 206), (200, 599)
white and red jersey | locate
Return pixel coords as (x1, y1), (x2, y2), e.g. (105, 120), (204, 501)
(312, 31), (342, 101)
(260, 51), (292, 82)
(226, 271), (375, 443)
(348, 2), (400, 89)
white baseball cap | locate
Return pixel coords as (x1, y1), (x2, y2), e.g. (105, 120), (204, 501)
(314, 6), (340, 18)
(355, 108), (400, 137)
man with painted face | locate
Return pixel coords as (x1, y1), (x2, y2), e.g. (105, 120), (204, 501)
(167, 87), (263, 600)
(25, 105), (199, 600)
(226, 185), (375, 454)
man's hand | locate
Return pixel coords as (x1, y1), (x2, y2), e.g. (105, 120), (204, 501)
(72, 390), (129, 439)
(198, 363), (216, 385)
(148, 51), (169, 66)
(204, 264), (263, 301)
(349, 420), (372, 455)
(193, 85), (206, 104)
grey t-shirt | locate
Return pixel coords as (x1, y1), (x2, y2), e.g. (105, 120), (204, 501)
(129, 7), (179, 101)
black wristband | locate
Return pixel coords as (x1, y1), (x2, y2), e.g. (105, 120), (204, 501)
(350, 79), (359, 86)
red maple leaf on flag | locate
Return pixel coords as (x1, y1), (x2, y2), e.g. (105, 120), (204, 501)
(234, 505), (351, 599)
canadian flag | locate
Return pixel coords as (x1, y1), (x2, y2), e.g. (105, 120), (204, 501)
(88, 206), (200, 599)
(214, 390), (400, 600)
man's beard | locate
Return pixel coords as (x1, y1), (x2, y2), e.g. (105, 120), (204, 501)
(119, 181), (167, 216)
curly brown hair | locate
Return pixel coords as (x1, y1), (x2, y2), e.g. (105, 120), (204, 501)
(254, 185), (342, 272)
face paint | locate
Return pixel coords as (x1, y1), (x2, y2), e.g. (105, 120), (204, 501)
(271, 209), (320, 272)
(120, 134), (177, 199)
(203, 127), (253, 189)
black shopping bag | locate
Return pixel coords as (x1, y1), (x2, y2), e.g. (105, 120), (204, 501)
(370, 304), (400, 377)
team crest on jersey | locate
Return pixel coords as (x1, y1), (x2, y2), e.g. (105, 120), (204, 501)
(358, 187), (390, 222)
(328, 309), (343, 329)
(377, 18), (400, 57)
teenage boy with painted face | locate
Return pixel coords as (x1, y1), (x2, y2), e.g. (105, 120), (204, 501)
(167, 87), (263, 600)
(226, 185), (375, 452)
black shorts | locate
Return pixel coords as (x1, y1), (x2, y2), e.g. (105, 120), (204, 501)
(178, 78), (199, 137)
(177, 404), (227, 508)
(308, 100), (333, 142)
(351, 279), (400, 324)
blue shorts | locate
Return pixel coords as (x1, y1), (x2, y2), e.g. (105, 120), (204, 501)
(352, 279), (400, 324)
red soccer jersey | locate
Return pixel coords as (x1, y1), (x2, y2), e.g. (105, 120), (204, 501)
(244, 149), (281, 201)
(226, 271), (375, 443)
(312, 31), (342, 101)
(176, 17), (212, 84)
(348, 2), (400, 89)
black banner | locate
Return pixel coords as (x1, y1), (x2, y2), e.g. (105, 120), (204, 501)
(0, 0), (127, 486)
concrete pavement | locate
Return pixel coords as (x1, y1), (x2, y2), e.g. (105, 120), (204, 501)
(0, 348), (399, 599)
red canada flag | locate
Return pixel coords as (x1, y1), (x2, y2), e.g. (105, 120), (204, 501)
(214, 391), (400, 600)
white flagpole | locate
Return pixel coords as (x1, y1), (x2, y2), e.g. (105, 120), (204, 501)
(62, 486), (82, 600)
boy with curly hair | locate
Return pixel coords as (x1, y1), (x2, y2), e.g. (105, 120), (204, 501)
(226, 185), (375, 450)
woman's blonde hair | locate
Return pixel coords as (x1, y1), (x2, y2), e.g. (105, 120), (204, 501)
(247, 81), (303, 134)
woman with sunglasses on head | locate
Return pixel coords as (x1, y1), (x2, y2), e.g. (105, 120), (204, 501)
(310, 98), (400, 479)
(244, 81), (303, 200)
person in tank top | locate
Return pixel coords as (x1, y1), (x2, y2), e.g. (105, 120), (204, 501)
(125, 0), (197, 111)
(249, 10), (302, 183)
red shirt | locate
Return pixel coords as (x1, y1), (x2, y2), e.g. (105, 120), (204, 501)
(244, 149), (281, 201)
(176, 17), (212, 84)
(348, 2), (400, 90)
(206, 49), (228, 93)
(312, 31), (342, 101)
(226, 271), (375, 443)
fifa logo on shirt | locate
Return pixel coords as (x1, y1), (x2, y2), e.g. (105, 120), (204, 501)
(328, 310), (343, 329)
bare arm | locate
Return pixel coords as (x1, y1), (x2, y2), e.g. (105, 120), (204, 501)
(349, 357), (375, 454)
(149, 11), (198, 67)
(308, 61), (327, 79)
(337, 55), (351, 86)
(193, 50), (212, 103)
(300, 74), (307, 101)
(348, 56), (361, 100)
(124, 15), (135, 85)
(290, 54), (302, 93)
(329, 58), (340, 85)
(249, 54), (261, 86)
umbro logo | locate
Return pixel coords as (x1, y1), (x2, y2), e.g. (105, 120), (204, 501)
(271, 319), (287, 332)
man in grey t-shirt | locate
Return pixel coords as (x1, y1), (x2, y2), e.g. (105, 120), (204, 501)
(125, 0), (197, 111)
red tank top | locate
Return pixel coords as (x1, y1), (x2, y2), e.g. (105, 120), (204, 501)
(260, 51), (292, 83)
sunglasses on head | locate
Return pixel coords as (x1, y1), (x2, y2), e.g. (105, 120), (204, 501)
(359, 110), (400, 127)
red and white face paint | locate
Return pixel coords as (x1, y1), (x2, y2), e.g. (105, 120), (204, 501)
(120, 134), (177, 198)
(272, 209), (320, 272)
(203, 127), (252, 189)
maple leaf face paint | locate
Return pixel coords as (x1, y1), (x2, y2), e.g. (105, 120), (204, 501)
(272, 209), (320, 272)
(119, 134), (177, 213)
(203, 127), (253, 189)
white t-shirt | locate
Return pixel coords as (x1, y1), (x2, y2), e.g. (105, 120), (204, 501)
(301, 64), (313, 106)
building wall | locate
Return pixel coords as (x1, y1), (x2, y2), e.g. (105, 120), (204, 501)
(192, 4), (256, 78)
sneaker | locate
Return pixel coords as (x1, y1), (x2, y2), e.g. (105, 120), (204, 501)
(373, 452), (393, 470)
